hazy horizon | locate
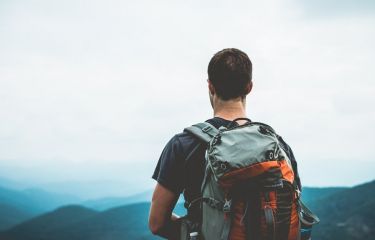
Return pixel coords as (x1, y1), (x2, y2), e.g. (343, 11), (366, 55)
(1, 0), (375, 198)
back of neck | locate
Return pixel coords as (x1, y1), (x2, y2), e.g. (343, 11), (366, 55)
(213, 100), (247, 121)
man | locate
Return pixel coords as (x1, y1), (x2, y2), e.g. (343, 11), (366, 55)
(149, 48), (301, 239)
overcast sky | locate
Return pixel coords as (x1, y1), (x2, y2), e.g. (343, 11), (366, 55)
(0, 0), (374, 198)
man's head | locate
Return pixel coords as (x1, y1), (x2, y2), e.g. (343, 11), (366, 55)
(207, 48), (252, 104)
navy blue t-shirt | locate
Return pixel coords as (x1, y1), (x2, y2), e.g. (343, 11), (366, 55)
(152, 117), (301, 211)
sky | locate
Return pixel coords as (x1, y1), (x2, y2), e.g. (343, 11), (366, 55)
(0, 0), (374, 198)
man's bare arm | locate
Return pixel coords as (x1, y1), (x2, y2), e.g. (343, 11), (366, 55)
(149, 183), (180, 238)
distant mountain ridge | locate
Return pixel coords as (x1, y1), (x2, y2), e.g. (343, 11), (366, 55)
(310, 180), (375, 240)
(0, 186), (80, 215)
(81, 190), (152, 211)
(0, 203), (159, 240)
(0, 180), (374, 240)
(0, 186), (80, 231)
(0, 203), (34, 232)
(0, 205), (98, 240)
(81, 190), (185, 212)
(301, 186), (347, 204)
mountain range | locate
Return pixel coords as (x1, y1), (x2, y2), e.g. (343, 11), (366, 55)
(0, 180), (374, 240)
(309, 180), (375, 240)
(0, 186), (79, 231)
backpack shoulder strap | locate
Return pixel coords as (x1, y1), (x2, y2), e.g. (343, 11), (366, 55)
(184, 122), (219, 143)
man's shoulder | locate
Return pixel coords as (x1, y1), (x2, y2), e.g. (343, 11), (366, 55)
(172, 120), (215, 151)
(174, 128), (201, 149)
(176, 118), (224, 140)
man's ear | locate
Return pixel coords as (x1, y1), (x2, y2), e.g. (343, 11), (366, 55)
(208, 80), (215, 95)
(245, 81), (253, 95)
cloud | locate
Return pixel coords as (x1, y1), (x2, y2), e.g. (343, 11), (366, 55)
(295, 0), (375, 18)
(0, 0), (374, 195)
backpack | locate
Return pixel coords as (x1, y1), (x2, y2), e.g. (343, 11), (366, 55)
(180, 118), (319, 240)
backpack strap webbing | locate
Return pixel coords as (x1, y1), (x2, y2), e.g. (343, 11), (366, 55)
(184, 122), (219, 143)
(298, 199), (320, 225)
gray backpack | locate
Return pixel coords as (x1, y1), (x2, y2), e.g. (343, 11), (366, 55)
(180, 118), (319, 240)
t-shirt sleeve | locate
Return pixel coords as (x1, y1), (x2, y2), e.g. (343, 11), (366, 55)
(152, 135), (185, 195)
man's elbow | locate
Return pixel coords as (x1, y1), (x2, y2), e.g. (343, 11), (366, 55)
(149, 218), (163, 235)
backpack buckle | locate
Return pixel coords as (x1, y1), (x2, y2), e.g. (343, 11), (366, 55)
(223, 199), (232, 213)
(212, 135), (221, 145)
(202, 126), (211, 133)
(295, 189), (301, 199)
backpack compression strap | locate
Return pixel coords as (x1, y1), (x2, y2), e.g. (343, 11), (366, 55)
(184, 122), (219, 143)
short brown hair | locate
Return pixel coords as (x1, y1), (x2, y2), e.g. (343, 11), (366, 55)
(208, 48), (252, 100)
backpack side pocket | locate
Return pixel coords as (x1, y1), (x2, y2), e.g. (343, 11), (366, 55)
(298, 199), (320, 240)
(180, 217), (200, 240)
